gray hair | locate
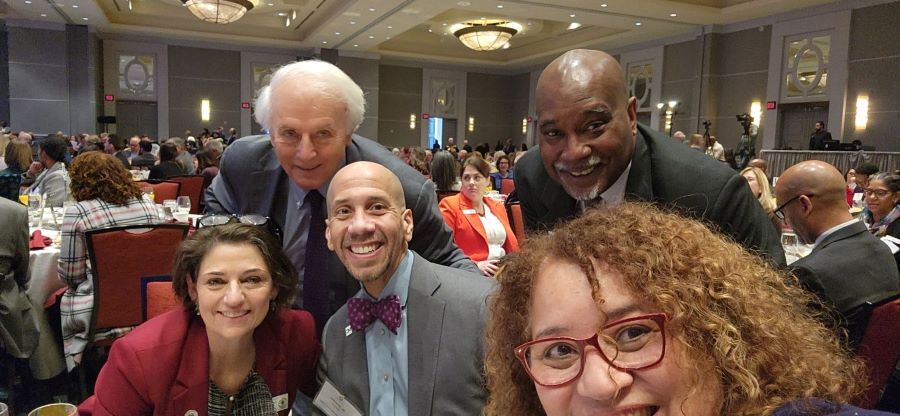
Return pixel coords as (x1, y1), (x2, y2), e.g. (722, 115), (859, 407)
(254, 60), (365, 134)
(206, 139), (224, 153)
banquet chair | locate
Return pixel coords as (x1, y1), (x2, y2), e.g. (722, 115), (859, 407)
(506, 203), (526, 243)
(141, 276), (181, 321)
(79, 223), (189, 396)
(854, 292), (900, 409)
(500, 178), (515, 195)
(135, 180), (181, 204)
(436, 189), (459, 202)
(168, 175), (204, 214)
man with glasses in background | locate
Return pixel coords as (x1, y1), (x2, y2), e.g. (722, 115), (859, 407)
(774, 160), (898, 348)
(205, 60), (475, 335)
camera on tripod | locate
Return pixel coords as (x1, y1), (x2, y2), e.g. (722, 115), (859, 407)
(735, 113), (754, 124)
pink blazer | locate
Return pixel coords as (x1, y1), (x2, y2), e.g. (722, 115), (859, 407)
(439, 193), (519, 262)
(79, 308), (319, 416)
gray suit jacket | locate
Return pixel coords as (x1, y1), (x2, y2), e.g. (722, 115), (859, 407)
(0, 198), (39, 358)
(205, 135), (477, 315)
(515, 123), (786, 266)
(27, 162), (69, 207)
(315, 253), (494, 416)
(791, 221), (900, 347)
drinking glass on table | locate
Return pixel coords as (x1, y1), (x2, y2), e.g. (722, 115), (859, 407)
(141, 186), (156, 204)
(781, 230), (799, 262)
(174, 196), (191, 223)
(27, 403), (78, 416)
(28, 192), (44, 227)
(163, 199), (177, 221)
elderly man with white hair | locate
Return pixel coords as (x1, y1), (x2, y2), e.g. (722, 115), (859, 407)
(205, 60), (476, 334)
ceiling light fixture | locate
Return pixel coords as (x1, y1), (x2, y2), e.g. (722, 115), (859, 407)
(496, 4), (503, 8)
(40, 13), (47, 16)
(24, 0), (31, 4)
(569, 13), (575, 17)
(72, 4), (78, 8)
(635, 21), (642, 26)
(452, 19), (520, 51)
(600, 3), (607, 7)
(567, 22), (581, 30)
(182, 0), (258, 24)
(670, 13), (677, 17)
(128, 0), (132, 10)
(82, 17), (88, 20)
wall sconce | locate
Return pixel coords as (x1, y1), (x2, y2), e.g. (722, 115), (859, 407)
(201, 99), (210, 122)
(855, 95), (868, 131)
(522, 118), (528, 134)
(409, 113), (416, 130)
(657, 101), (678, 136)
(750, 101), (761, 124)
(468, 116), (475, 133)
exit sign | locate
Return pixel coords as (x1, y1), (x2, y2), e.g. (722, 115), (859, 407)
(104, 94), (115, 101)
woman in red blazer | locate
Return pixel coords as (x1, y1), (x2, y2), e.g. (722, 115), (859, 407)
(79, 222), (319, 415)
(440, 157), (519, 276)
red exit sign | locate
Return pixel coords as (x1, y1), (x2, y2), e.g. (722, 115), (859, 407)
(241, 102), (251, 109)
(104, 94), (115, 101)
(766, 101), (777, 110)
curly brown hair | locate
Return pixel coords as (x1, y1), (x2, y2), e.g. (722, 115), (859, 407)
(70, 151), (142, 205)
(485, 202), (865, 416)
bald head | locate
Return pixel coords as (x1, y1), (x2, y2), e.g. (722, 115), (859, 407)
(775, 160), (851, 242)
(327, 161), (406, 213)
(747, 158), (768, 174)
(537, 49), (629, 110)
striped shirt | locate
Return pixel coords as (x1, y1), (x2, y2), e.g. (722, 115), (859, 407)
(58, 197), (158, 371)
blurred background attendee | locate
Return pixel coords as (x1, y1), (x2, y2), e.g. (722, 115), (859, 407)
(741, 166), (782, 231)
(149, 142), (183, 180)
(861, 172), (900, 239)
(688, 133), (705, 151)
(80, 223), (318, 415)
(845, 168), (863, 207)
(24, 134), (70, 207)
(0, 140), (33, 201)
(195, 149), (220, 190)
(0, 133), (9, 171)
(431, 151), (461, 192)
(490, 154), (514, 192)
(855, 163), (880, 191)
(58, 152), (158, 370)
(105, 134), (130, 168)
(440, 157), (518, 276)
(407, 147), (430, 177)
(130, 140), (157, 170)
(672, 130), (686, 144)
(485, 203), (886, 416)
(705, 135), (725, 162)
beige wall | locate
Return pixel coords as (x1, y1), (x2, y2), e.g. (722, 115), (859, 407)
(465, 72), (530, 151)
(377, 64), (422, 148)
(167, 45), (241, 138)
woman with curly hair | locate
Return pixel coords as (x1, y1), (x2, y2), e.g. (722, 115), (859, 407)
(58, 151), (158, 370)
(485, 202), (889, 416)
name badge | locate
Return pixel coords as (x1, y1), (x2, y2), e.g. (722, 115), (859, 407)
(313, 379), (363, 416)
(272, 393), (289, 412)
(462, 209), (477, 215)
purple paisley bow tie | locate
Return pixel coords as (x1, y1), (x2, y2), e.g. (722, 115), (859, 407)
(347, 295), (402, 334)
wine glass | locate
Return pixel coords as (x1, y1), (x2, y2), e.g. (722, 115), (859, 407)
(175, 196), (191, 222)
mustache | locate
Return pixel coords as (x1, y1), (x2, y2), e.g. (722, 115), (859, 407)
(553, 154), (603, 172)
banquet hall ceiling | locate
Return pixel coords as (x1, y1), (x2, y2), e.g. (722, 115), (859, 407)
(3, 0), (840, 68)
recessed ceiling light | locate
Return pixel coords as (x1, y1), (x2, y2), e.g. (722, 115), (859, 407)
(670, 13), (677, 17)
(335, 32), (341, 35)
(442, 23), (447, 26)
(368, 8), (375, 12)
(567, 22), (581, 30)
(634, 21), (642, 26)
(322, 41), (327, 44)
(387, 25), (392, 29)
(292, 10), (296, 19)
(527, 22), (532, 25)
(350, 20), (356, 24)
(353, 44), (358, 47)
(24, 0), (32, 4)
(502, 43), (510, 49)
(600, 3), (607, 7)
(128, 0), (132, 10)
(368, 35), (374, 39)
(496, 4), (503, 8)
(82, 17), (88, 20)
(267, 2), (273, 5)
(40, 13), (46, 16)
(569, 13), (575, 17)
(428, 28), (432, 32)
(386, 36), (391, 39)
(285, 17), (290, 27)
(276, 12), (286, 16)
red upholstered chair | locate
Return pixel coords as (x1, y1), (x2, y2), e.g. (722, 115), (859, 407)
(141, 276), (181, 321)
(135, 180), (181, 204)
(500, 178), (515, 195)
(79, 223), (188, 396)
(168, 175), (204, 214)
(507, 203), (526, 243)
(855, 293), (900, 408)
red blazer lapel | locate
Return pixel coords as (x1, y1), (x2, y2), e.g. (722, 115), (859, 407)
(459, 194), (489, 244)
(169, 317), (211, 415)
(255, 313), (289, 414)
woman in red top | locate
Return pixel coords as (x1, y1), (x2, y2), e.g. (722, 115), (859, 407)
(440, 157), (519, 276)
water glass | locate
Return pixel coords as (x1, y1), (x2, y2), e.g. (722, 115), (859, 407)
(28, 193), (44, 227)
(27, 403), (78, 416)
(162, 199), (177, 221)
(176, 196), (191, 214)
(141, 186), (156, 204)
(781, 231), (799, 258)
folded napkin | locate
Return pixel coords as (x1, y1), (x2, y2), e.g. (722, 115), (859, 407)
(30, 230), (53, 250)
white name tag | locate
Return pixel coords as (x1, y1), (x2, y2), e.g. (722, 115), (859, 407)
(313, 379), (363, 416)
(272, 393), (289, 412)
(462, 209), (477, 215)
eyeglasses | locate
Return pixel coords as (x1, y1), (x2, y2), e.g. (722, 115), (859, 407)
(198, 214), (283, 243)
(514, 313), (668, 387)
(863, 189), (891, 199)
(773, 194), (814, 220)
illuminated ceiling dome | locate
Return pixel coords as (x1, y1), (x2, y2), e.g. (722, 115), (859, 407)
(452, 19), (520, 51)
(182, 0), (257, 24)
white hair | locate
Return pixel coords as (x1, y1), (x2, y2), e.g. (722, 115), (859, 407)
(254, 60), (366, 133)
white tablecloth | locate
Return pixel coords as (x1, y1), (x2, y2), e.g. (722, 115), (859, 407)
(27, 227), (67, 379)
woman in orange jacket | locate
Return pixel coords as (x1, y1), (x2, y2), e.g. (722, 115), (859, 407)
(440, 157), (519, 276)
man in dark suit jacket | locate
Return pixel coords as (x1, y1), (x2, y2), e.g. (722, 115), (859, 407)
(205, 60), (475, 332)
(515, 49), (785, 266)
(809, 121), (832, 150)
(313, 162), (494, 416)
(775, 160), (899, 347)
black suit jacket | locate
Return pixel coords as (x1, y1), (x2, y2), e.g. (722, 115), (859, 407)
(790, 221), (899, 347)
(809, 130), (832, 150)
(515, 123), (786, 266)
(204, 135), (477, 316)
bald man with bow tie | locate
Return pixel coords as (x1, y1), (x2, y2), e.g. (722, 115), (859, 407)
(311, 161), (495, 416)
